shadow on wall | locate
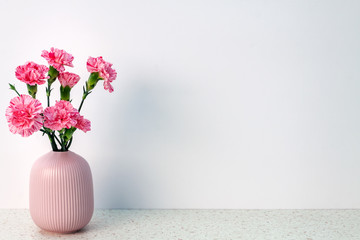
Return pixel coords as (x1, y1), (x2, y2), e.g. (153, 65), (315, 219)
(96, 155), (154, 209)
(95, 78), (189, 208)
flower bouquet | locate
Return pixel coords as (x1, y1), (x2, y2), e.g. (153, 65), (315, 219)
(6, 47), (117, 151)
(5, 47), (117, 233)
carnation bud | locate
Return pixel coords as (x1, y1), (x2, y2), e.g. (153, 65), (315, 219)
(9, 83), (16, 91)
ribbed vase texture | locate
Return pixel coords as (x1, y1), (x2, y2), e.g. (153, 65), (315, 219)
(29, 151), (94, 233)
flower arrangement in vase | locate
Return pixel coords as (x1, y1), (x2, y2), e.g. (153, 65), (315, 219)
(5, 47), (117, 233)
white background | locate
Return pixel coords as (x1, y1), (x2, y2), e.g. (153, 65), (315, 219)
(0, 0), (359, 209)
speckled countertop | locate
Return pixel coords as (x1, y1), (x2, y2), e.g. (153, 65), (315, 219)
(0, 209), (359, 240)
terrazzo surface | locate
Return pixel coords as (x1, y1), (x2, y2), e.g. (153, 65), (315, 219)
(0, 209), (359, 239)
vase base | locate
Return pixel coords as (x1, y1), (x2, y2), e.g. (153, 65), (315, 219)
(38, 227), (85, 234)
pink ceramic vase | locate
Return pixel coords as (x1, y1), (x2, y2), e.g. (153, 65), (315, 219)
(29, 151), (94, 233)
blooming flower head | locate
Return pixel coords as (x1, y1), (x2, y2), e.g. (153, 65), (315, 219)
(74, 115), (91, 133)
(58, 72), (80, 88)
(86, 56), (117, 93)
(43, 100), (78, 130)
(15, 62), (49, 86)
(43, 100), (91, 132)
(41, 47), (74, 72)
(5, 95), (43, 137)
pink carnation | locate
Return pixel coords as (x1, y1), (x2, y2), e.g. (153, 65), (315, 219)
(41, 47), (74, 72)
(74, 115), (91, 133)
(43, 100), (78, 131)
(58, 72), (80, 88)
(102, 62), (117, 93)
(43, 100), (91, 132)
(5, 95), (43, 137)
(86, 56), (117, 93)
(86, 56), (105, 73)
(15, 62), (49, 86)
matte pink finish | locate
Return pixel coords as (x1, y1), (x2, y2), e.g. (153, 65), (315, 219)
(29, 151), (94, 233)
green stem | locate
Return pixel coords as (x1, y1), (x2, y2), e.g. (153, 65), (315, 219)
(78, 72), (99, 113)
(41, 127), (59, 151)
(48, 132), (58, 151)
(78, 88), (91, 113)
(15, 89), (21, 96)
(66, 137), (73, 150)
(46, 66), (59, 107)
(78, 96), (86, 112)
(9, 84), (21, 96)
(53, 134), (62, 146)
(58, 130), (66, 151)
(46, 82), (51, 107)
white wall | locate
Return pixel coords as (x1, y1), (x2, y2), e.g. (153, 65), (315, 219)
(0, 0), (360, 209)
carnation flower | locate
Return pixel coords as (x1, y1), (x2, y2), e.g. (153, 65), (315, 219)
(41, 47), (74, 72)
(86, 56), (117, 93)
(43, 100), (78, 131)
(58, 72), (80, 88)
(74, 115), (91, 133)
(102, 62), (117, 93)
(86, 56), (105, 73)
(15, 62), (49, 86)
(43, 100), (91, 132)
(5, 95), (43, 137)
